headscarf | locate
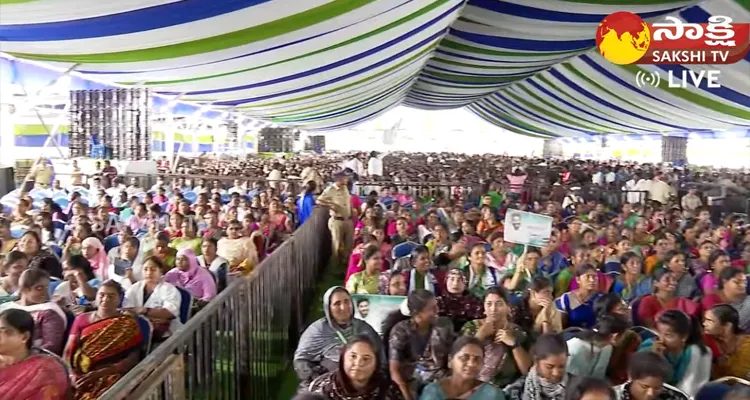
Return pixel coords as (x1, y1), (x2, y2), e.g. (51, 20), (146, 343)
(436, 269), (482, 323)
(293, 286), (382, 385)
(82, 237), (108, 281)
(164, 248), (217, 302)
(522, 366), (569, 400)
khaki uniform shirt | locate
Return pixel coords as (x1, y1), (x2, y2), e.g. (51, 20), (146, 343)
(318, 184), (351, 218)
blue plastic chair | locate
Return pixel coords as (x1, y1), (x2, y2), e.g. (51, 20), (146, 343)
(103, 234), (119, 253)
(10, 226), (25, 239)
(632, 326), (658, 342)
(160, 202), (169, 213)
(482, 242), (492, 252)
(175, 286), (192, 323)
(53, 197), (69, 209)
(220, 193), (230, 204)
(135, 316), (154, 356)
(52, 220), (65, 232)
(392, 241), (419, 260)
(183, 191), (197, 204)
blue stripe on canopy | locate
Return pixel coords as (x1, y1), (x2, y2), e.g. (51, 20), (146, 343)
(0, 0), (269, 41)
(474, 0), (686, 23)
(450, 30), (595, 52)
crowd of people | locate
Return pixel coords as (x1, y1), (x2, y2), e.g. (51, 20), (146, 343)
(0, 151), (749, 400)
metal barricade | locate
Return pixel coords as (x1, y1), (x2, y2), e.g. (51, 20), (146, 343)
(99, 207), (332, 400)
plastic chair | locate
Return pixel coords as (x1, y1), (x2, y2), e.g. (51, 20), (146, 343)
(183, 191), (197, 204)
(49, 244), (63, 259)
(103, 234), (119, 253)
(562, 327), (583, 341)
(392, 241), (419, 260)
(10, 226), (25, 239)
(220, 193), (230, 204)
(135, 316), (154, 356)
(482, 242), (492, 252)
(160, 202), (169, 213)
(175, 286), (192, 324)
(52, 220), (65, 232)
(632, 326), (658, 341)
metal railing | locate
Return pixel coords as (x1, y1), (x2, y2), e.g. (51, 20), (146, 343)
(99, 207), (332, 400)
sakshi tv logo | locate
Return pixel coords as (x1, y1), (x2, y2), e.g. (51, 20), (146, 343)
(595, 12), (750, 89)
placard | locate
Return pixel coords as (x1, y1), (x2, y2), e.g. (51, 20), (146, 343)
(351, 294), (406, 335)
(503, 209), (553, 247)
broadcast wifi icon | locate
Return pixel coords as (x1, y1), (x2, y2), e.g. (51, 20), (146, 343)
(635, 70), (661, 88)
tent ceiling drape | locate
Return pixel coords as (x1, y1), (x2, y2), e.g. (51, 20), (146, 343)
(0, 0), (748, 137)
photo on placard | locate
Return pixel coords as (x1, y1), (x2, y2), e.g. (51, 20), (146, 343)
(351, 294), (406, 335)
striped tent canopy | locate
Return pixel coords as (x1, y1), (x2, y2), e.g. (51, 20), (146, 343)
(0, 0), (748, 137)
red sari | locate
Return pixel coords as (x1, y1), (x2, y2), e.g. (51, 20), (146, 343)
(0, 352), (71, 400)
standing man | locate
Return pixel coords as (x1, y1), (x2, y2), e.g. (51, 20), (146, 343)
(317, 171), (353, 266)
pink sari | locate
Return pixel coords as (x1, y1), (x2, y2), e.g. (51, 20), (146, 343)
(344, 243), (390, 284)
(0, 353), (71, 400)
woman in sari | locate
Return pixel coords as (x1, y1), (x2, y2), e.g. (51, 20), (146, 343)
(217, 220), (258, 275)
(436, 269), (483, 332)
(0, 251), (29, 297)
(346, 245), (384, 295)
(460, 287), (531, 388)
(510, 276), (563, 339)
(702, 304), (750, 379)
(164, 212), (183, 240)
(637, 310), (711, 397)
(82, 237), (109, 281)
(345, 235), (383, 285)
(610, 252), (652, 303)
(636, 269), (699, 328)
(18, 231), (62, 280)
(0, 309), (71, 399)
(420, 336), (506, 400)
(145, 232), (177, 271)
(384, 289), (455, 400)
(53, 255), (99, 309)
(484, 232), (517, 276)
(308, 335), (404, 400)
(614, 352), (690, 400)
(64, 281), (144, 400)
(123, 257), (183, 340)
(294, 287), (381, 389)
(165, 249), (217, 312)
(0, 268), (67, 355)
(197, 238), (229, 291)
(554, 264), (603, 329)
(378, 271), (408, 296)
(108, 236), (144, 290)
(503, 333), (572, 400)
(593, 294), (640, 385)
(170, 219), (202, 255)
(269, 199), (289, 234)
(700, 267), (750, 331)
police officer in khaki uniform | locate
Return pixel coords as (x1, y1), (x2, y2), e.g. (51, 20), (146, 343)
(317, 171), (353, 265)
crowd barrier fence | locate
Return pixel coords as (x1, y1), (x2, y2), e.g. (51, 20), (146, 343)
(98, 207), (332, 400)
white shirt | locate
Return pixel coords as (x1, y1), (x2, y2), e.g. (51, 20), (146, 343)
(367, 155), (385, 176)
(649, 179), (672, 204)
(342, 158), (364, 177)
(123, 280), (184, 334)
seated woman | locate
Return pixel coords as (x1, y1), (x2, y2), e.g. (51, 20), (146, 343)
(436, 269), (483, 332)
(637, 269), (699, 328)
(419, 336), (506, 400)
(702, 304), (750, 379)
(555, 264), (603, 329)
(307, 335), (403, 400)
(391, 217), (418, 246)
(403, 246), (440, 294)
(378, 271), (408, 297)
(0, 309), (71, 399)
(461, 287), (532, 388)
(0, 268), (67, 354)
(554, 245), (588, 298)
(610, 252), (652, 303)
(81, 237), (109, 282)
(294, 287), (381, 389)
(565, 314), (629, 379)
(108, 236), (144, 290)
(637, 310), (711, 397)
(165, 249), (217, 311)
(484, 232), (518, 275)
(346, 245), (384, 295)
(700, 267), (750, 331)
(164, 212), (184, 240)
(18, 231), (63, 280)
(457, 243), (502, 299)
(170, 219), (202, 255)
(145, 232), (177, 271)
(614, 352), (690, 400)
(63, 281), (144, 399)
(503, 333), (572, 400)
(503, 247), (543, 299)
(197, 238), (229, 291)
(698, 249), (732, 295)
(384, 289), (454, 399)
(123, 257), (183, 340)
(0, 218), (19, 257)
(0, 251), (29, 297)
(593, 294), (641, 385)
(217, 220), (258, 275)
(511, 276), (563, 339)
(659, 251), (698, 299)
(53, 255), (99, 309)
